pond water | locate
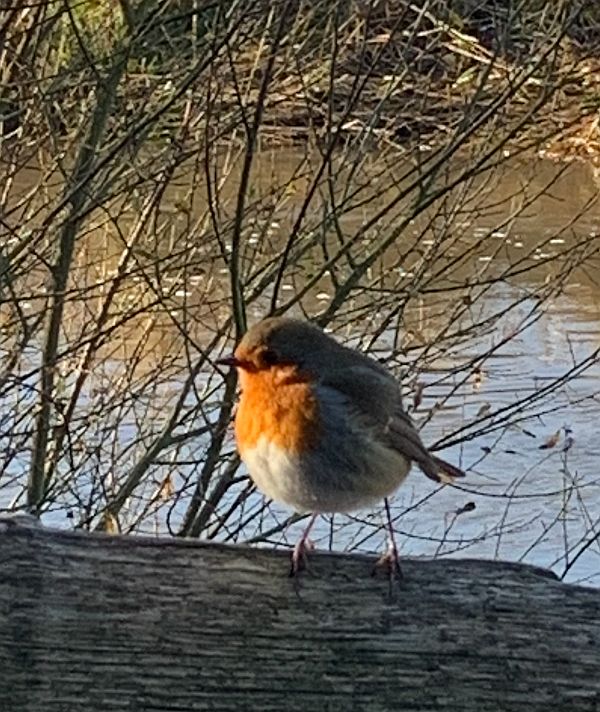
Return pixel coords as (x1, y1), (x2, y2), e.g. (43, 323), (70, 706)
(2, 151), (600, 586)
(301, 158), (600, 586)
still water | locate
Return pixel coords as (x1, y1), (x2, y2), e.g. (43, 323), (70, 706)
(2, 151), (600, 585)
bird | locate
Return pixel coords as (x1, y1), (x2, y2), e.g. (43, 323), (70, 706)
(217, 316), (465, 577)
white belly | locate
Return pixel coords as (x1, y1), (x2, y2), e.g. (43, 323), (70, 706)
(240, 434), (411, 514)
(241, 436), (305, 508)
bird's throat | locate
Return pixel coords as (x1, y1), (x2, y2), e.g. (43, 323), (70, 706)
(235, 369), (321, 456)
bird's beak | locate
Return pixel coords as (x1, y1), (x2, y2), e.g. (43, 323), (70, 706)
(215, 354), (242, 369)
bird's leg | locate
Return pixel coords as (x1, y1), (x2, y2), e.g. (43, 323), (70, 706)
(373, 498), (403, 582)
(290, 512), (318, 576)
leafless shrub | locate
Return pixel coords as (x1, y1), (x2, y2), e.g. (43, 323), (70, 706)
(1, 0), (599, 582)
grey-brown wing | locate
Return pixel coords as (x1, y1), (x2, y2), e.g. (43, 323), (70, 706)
(319, 364), (464, 482)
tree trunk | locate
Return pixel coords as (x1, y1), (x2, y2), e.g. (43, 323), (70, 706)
(1, 516), (598, 711)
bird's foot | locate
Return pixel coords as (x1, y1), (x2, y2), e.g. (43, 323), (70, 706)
(372, 498), (404, 599)
(372, 541), (404, 582)
(289, 536), (315, 577)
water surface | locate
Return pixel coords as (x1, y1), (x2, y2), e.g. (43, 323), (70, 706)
(2, 152), (600, 585)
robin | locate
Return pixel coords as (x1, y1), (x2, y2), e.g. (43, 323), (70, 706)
(217, 317), (465, 576)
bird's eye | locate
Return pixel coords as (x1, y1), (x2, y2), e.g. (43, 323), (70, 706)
(262, 349), (279, 366)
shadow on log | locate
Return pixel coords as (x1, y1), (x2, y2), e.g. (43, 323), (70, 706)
(1, 516), (599, 711)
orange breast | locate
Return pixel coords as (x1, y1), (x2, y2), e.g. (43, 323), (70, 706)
(235, 367), (321, 455)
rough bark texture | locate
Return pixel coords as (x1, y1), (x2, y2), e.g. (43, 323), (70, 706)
(1, 516), (599, 712)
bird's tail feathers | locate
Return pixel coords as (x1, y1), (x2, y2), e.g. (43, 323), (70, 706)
(421, 454), (465, 484)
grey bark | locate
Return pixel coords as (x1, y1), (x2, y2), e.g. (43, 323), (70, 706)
(0, 516), (598, 712)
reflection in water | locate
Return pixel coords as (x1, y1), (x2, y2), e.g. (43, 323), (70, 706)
(2, 154), (600, 585)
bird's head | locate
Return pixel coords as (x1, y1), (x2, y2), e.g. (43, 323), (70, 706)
(217, 317), (338, 380)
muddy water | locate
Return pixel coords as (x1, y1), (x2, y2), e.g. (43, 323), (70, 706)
(3, 153), (600, 585)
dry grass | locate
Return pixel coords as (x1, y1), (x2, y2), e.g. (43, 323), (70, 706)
(1, 0), (599, 582)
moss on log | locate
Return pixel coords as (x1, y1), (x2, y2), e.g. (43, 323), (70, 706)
(0, 516), (598, 711)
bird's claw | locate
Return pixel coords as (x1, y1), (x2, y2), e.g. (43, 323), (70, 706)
(289, 537), (315, 577)
(372, 541), (404, 581)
